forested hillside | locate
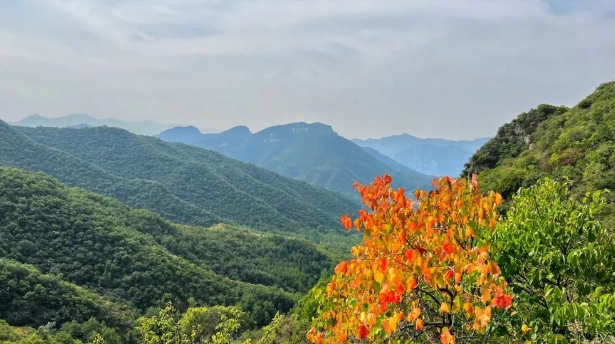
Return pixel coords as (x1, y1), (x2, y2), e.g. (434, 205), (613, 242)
(463, 81), (615, 222)
(157, 122), (433, 198)
(0, 167), (340, 336)
(461, 104), (570, 178)
(0, 121), (358, 239)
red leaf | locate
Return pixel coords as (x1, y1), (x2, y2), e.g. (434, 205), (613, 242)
(495, 293), (513, 310)
(443, 242), (455, 255)
(379, 258), (387, 272)
(358, 324), (370, 339)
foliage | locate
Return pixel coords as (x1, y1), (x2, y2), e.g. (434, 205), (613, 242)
(491, 178), (615, 342)
(135, 302), (248, 344)
(308, 175), (513, 344)
(0, 258), (134, 332)
(0, 319), (83, 344)
(60, 318), (125, 344)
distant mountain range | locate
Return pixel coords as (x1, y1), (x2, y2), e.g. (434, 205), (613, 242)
(352, 134), (491, 177)
(0, 120), (359, 238)
(156, 122), (435, 199)
(11, 114), (216, 136)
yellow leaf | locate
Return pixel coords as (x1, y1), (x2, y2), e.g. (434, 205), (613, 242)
(440, 302), (450, 314)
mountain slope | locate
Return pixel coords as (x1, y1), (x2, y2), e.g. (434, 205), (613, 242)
(157, 122), (434, 198)
(362, 146), (431, 176)
(0, 121), (358, 235)
(352, 134), (490, 177)
(461, 104), (570, 178)
(11, 114), (189, 136)
(0, 166), (340, 328)
(468, 80), (615, 223)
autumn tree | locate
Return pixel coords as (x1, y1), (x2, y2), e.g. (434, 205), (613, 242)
(307, 175), (513, 344)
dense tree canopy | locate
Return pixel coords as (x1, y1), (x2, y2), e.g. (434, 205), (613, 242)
(0, 166), (341, 338)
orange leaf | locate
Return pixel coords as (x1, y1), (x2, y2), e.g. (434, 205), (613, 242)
(440, 327), (455, 344)
(494, 193), (503, 205)
(463, 302), (474, 316)
(340, 214), (352, 230)
(415, 318), (424, 331)
(335, 261), (348, 275)
(440, 302), (451, 314)
(407, 307), (421, 322)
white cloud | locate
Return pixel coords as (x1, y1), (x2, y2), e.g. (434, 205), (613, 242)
(1, 0), (615, 139)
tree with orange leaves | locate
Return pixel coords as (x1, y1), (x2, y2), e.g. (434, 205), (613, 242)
(307, 175), (512, 344)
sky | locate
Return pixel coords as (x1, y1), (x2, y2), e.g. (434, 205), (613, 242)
(1, 0), (614, 140)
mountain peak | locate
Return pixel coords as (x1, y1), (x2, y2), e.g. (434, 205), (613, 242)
(256, 122), (335, 137)
(222, 125), (252, 135)
(156, 126), (205, 143)
(162, 125), (202, 135)
(64, 113), (97, 121)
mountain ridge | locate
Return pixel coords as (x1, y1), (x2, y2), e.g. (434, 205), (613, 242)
(10, 114), (217, 136)
(156, 122), (434, 198)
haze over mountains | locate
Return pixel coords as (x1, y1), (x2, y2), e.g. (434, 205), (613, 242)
(352, 135), (491, 176)
(11, 114), (217, 136)
(156, 122), (437, 198)
(8, 113), (492, 184)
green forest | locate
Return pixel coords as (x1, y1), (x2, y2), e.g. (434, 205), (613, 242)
(2, 81), (615, 343)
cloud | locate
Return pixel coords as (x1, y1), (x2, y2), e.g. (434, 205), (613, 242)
(1, 0), (615, 139)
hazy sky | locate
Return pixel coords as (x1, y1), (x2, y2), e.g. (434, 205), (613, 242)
(1, 0), (614, 140)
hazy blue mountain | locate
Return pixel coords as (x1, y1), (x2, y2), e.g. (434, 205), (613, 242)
(361, 146), (418, 174)
(11, 114), (216, 136)
(157, 122), (434, 198)
(352, 134), (491, 177)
